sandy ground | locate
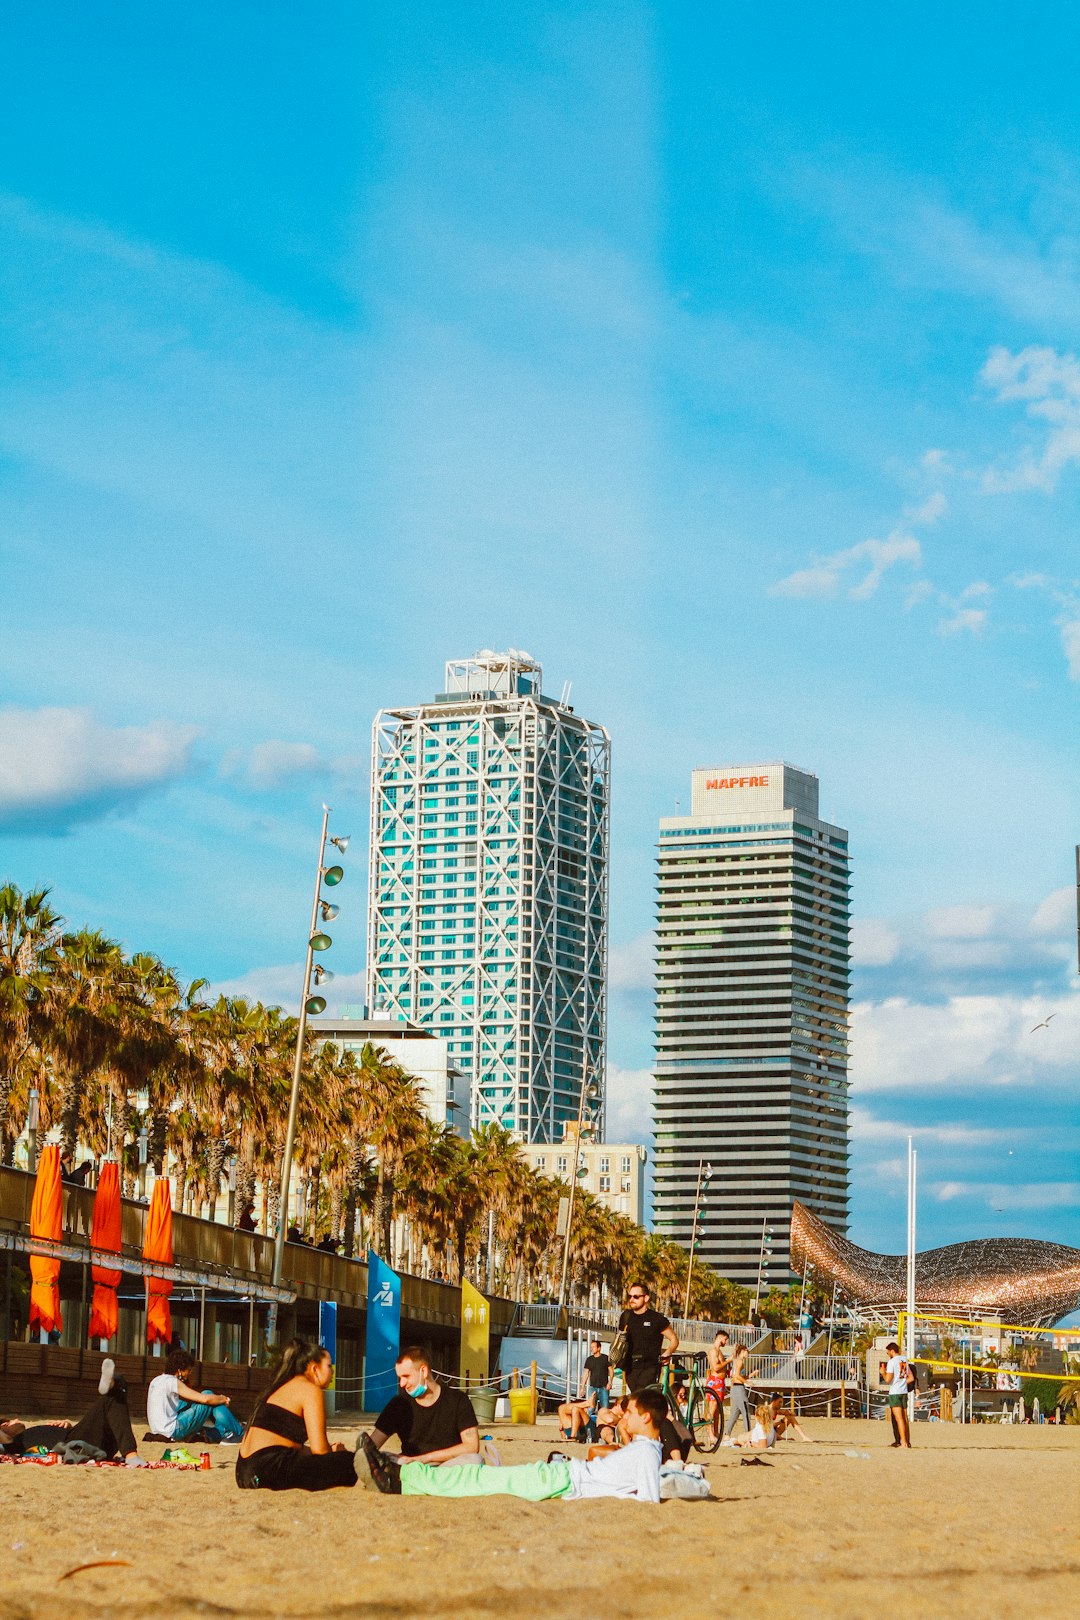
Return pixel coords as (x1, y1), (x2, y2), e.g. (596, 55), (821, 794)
(1, 1415), (1078, 1619)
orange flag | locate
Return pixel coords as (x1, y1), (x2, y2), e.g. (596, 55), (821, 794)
(28, 1144), (63, 1335)
(143, 1176), (173, 1346)
(88, 1161), (122, 1342)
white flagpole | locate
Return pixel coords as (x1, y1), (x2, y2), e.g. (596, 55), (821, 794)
(906, 1138), (917, 1422)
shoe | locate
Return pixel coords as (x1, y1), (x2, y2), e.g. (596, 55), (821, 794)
(98, 1357), (116, 1396)
(545, 1450), (571, 1464)
(354, 1433), (401, 1495)
(161, 1446), (199, 1466)
(217, 1435), (240, 1445)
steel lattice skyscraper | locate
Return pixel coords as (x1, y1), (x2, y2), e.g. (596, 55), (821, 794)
(367, 650), (610, 1142)
(652, 764), (850, 1288)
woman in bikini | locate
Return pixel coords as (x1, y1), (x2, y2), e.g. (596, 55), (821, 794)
(236, 1336), (358, 1492)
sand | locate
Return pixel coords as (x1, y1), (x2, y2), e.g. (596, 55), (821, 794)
(1, 1416), (1078, 1619)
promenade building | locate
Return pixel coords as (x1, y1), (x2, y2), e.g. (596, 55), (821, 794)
(308, 1014), (468, 1136)
(652, 764), (850, 1288)
(367, 650), (611, 1142)
(520, 1133), (648, 1224)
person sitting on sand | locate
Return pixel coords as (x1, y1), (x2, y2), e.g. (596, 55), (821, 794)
(355, 1389), (668, 1502)
(2, 1360), (146, 1465)
(724, 1400), (775, 1451)
(368, 1349), (480, 1466)
(557, 1395), (595, 1443)
(147, 1349), (245, 1444)
(766, 1393), (813, 1441)
(236, 1337), (357, 1492)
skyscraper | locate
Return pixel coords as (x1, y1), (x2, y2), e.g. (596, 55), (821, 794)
(367, 650), (610, 1142)
(652, 764), (850, 1289)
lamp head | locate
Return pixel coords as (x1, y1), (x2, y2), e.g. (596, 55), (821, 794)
(329, 834), (350, 854)
(310, 932), (333, 952)
(313, 964), (335, 985)
(322, 864), (344, 887)
(319, 901), (340, 922)
(305, 995), (327, 1016)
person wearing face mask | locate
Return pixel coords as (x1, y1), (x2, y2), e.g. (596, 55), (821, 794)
(367, 1349), (480, 1466)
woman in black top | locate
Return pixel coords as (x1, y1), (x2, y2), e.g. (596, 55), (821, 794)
(236, 1337), (357, 1492)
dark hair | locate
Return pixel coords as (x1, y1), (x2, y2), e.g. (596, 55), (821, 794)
(263, 1337), (330, 1401)
(396, 1346), (430, 1369)
(885, 1341), (899, 1354)
(627, 1282), (650, 1298)
(165, 1348), (195, 1376)
(627, 1389), (667, 1431)
(591, 1339), (601, 1349)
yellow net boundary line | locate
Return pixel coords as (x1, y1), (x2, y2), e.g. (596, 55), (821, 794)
(898, 1312), (1080, 1378)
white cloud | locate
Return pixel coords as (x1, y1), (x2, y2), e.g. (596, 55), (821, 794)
(921, 449), (952, 473)
(1060, 615), (1080, 679)
(221, 741), (369, 791)
(933, 1180), (1080, 1211)
(1030, 886), (1075, 938)
(849, 1107), (1025, 1149)
(771, 530), (921, 600)
(609, 932), (655, 991)
(605, 1064), (653, 1144)
(938, 606), (986, 636)
(904, 490), (947, 524)
(213, 961), (367, 1016)
(850, 991), (1080, 1093)
(0, 705), (197, 833)
(851, 917), (901, 967)
(981, 345), (1080, 494)
(925, 904), (997, 940)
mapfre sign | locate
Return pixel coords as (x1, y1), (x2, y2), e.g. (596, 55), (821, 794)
(705, 774), (769, 790)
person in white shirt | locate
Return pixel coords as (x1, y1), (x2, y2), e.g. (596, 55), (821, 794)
(147, 1349), (245, 1444)
(879, 1341), (912, 1449)
(354, 1389), (667, 1501)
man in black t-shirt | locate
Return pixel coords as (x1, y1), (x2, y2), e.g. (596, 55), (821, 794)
(579, 1340), (611, 1412)
(369, 1348), (480, 1465)
(617, 1284), (678, 1393)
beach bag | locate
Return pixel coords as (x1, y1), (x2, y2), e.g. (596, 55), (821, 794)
(660, 1463), (711, 1501)
(905, 1361), (918, 1392)
(609, 1329), (629, 1369)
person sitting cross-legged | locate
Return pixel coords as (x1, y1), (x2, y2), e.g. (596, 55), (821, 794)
(367, 1348), (480, 1466)
(355, 1388), (668, 1502)
(147, 1349), (245, 1445)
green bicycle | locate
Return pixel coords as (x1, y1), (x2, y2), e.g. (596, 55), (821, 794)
(661, 1355), (725, 1453)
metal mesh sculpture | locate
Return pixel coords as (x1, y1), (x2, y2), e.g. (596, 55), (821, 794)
(791, 1200), (1080, 1326)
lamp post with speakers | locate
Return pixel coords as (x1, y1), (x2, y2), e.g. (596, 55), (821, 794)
(269, 806), (349, 1312)
(683, 1159), (713, 1321)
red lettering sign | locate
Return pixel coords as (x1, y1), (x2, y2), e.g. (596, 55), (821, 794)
(704, 775), (769, 790)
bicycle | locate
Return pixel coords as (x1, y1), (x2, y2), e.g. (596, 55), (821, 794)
(661, 1354), (725, 1453)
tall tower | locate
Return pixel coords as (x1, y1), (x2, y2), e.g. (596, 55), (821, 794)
(367, 650), (611, 1143)
(652, 763), (850, 1289)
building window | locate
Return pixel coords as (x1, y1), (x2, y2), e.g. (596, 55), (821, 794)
(556, 1155), (568, 1175)
(621, 1177), (631, 1193)
(620, 1155), (631, 1174)
(599, 1156), (610, 1175)
(535, 1155), (546, 1170)
(599, 1175), (611, 1193)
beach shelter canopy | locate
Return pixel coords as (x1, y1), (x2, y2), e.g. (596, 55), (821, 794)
(88, 1160), (122, 1342)
(143, 1176), (173, 1345)
(28, 1143), (63, 1336)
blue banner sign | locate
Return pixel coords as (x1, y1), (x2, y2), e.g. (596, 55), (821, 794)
(364, 1250), (401, 1412)
(318, 1300), (338, 1416)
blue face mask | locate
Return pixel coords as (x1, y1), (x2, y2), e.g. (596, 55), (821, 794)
(408, 1382), (428, 1400)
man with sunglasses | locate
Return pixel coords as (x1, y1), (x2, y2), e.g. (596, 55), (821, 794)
(617, 1284), (678, 1393)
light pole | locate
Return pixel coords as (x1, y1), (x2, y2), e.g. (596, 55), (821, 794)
(906, 1135), (917, 1423)
(683, 1159), (713, 1321)
(752, 1217), (774, 1317)
(27, 1087), (39, 1174)
(557, 1047), (600, 1311)
(269, 807), (349, 1324)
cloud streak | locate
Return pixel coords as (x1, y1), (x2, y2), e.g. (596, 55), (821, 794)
(771, 530), (922, 600)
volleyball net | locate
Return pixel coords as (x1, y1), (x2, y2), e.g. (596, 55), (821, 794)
(898, 1311), (1080, 1379)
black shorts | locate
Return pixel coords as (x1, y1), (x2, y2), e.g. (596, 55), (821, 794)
(625, 1362), (661, 1393)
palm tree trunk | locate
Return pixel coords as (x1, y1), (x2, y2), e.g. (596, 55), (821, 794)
(0, 1072), (12, 1166)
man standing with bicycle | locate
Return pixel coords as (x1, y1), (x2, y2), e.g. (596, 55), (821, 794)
(616, 1284), (679, 1392)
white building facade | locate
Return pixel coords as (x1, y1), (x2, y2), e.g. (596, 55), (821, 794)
(308, 1016), (467, 1136)
(367, 650), (611, 1143)
(519, 1138), (648, 1225)
(652, 764), (850, 1288)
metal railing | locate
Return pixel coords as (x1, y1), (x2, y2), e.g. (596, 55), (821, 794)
(745, 1353), (857, 1384)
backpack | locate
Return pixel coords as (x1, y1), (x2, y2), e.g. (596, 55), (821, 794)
(609, 1329), (629, 1370)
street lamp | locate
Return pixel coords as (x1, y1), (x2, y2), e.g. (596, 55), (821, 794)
(557, 1043), (601, 1312)
(753, 1218), (774, 1316)
(269, 806), (349, 1319)
(683, 1159), (713, 1321)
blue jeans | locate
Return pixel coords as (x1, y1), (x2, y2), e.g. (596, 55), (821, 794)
(173, 1391), (245, 1442)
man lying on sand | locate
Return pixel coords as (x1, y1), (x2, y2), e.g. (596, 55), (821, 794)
(2, 1360), (146, 1465)
(355, 1389), (668, 1502)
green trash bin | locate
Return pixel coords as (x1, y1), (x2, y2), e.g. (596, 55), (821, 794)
(469, 1385), (500, 1424)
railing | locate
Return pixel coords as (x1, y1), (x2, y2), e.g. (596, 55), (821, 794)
(745, 1354), (858, 1384)
(510, 1303), (760, 1349)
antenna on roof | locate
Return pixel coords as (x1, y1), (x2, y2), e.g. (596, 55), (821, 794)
(560, 681), (572, 706)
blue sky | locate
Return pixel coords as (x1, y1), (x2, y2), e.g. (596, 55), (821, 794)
(2, 2), (1078, 1261)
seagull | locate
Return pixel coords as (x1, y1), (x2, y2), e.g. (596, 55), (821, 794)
(1030, 1014), (1057, 1033)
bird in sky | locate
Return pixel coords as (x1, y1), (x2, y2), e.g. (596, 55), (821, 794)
(1030, 1014), (1057, 1033)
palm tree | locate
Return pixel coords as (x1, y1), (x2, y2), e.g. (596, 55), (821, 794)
(0, 884), (62, 1164)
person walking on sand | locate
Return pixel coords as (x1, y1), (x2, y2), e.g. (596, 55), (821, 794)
(881, 1341), (912, 1449)
(236, 1337), (357, 1491)
(726, 1343), (756, 1436)
(616, 1284), (678, 1393)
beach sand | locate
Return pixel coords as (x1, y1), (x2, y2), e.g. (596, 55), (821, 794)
(1, 1416), (1078, 1619)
